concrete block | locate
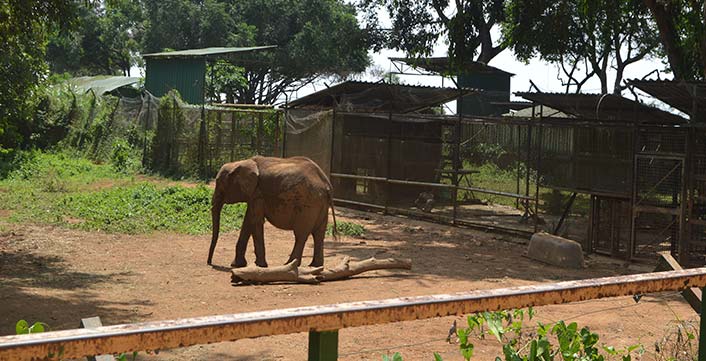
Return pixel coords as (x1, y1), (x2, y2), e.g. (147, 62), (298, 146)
(527, 232), (584, 269)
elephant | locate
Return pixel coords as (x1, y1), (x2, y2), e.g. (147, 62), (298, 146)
(207, 155), (338, 268)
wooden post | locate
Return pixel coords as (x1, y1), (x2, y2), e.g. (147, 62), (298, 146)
(308, 330), (338, 361)
(257, 112), (264, 155)
(79, 317), (115, 361)
(655, 251), (703, 313)
(230, 112), (236, 161)
(274, 111), (281, 157)
(215, 111), (222, 168)
(699, 287), (706, 361)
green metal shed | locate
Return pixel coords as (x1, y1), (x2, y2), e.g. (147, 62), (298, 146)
(143, 46), (276, 104)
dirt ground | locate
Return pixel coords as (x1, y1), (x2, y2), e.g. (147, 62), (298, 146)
(0, 208), (698, 360)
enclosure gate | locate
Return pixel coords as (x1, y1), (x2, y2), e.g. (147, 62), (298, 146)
(631, 154), (686, 261)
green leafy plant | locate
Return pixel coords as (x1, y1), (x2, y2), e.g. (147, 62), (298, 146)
(15, 320), (48, 335)
(115, 351), (138, 361)
(449, 309), (643, 361)
(327, 221), (365, 237)
(382, 352), (403, 361)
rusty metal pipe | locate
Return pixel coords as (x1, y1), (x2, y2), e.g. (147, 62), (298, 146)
(2, 268), (706, 360)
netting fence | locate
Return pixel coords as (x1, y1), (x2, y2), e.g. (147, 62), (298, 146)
(52, 87), (281, 177)
(285, 105), (706, 263)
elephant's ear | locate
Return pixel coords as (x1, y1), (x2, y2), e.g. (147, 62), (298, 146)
(235, 159), (259, 198)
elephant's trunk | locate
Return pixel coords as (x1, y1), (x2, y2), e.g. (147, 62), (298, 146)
(207, 193), (224, 265)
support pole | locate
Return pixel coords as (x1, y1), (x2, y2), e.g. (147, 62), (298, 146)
(308, 330), (338, 361)
(553, 192), (577, 235)
(534, 118), (543, 233)
(385, 111), (393, 214)
(453, 88), (462, 224)
(699, 287), (706, 361)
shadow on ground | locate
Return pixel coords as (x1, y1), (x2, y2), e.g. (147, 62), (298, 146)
(0, 247), (152, 336)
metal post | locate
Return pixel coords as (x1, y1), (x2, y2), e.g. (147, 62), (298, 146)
(142, 93), (150, 168)
(308, 330), (338, 361)
(452, 90), (462, 224)
(629, 124), (639, 260)
(699, 287), (706, 361)
(330, 108), (336, 177)
(516, 122), (521, 208)
(534, 116), (543, 233)
(282, 110), (288, 158)
(385, 111), (393, 214)
(230, 113), (236, 161)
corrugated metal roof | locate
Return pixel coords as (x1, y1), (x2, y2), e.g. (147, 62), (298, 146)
(629, 79), (706, 121)
(142, 45), (276, 59)
(389, 57), (514, 76)
(68, 75), (140, 95)
(516, 92), (686, 124)
(286, 81), (476, 113)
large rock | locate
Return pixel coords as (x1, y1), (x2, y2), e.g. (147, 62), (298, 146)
(527, 232), (584, 269)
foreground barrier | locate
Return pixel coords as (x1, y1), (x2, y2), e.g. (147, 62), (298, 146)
(1, 268), (706, 361)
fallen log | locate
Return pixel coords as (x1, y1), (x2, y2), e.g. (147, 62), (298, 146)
(231, 257), (412, 285)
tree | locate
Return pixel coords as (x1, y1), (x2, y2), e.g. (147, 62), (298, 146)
(359, 0), (506, 66)
(503, 0), (659, 94)
(142, 0), (371, 105)
(47, 0), (144, 76)
(643, 0), (705, 80)
(0, 0), (80, 151)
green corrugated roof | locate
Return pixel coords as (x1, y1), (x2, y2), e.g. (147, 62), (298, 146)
(142, 45), (276, 59)
(68, 75), (140, 95)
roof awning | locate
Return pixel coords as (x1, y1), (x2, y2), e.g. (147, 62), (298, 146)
(142, 46), (277, 60)
(286, 81), (476, 113)
(389, 57), (514, 76)
(68, 75), (140, 96)
(516, 92), (686, 124)
(629, 79), (706, 121)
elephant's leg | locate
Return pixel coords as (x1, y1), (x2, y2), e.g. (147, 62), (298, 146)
(252, 217), (268, 268)
(286, 230), (309, 266)
(310, 215), (327, 267)
(231, 221), (252, 268)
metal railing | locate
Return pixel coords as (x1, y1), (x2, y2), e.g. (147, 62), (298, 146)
(1, 268), (706, 361)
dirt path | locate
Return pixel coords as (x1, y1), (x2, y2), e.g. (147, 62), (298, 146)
(0, 208), (696, 360)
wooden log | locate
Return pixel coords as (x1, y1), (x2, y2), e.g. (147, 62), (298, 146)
(654, 251), (702, 313)
(231, 261), (319, 285)
(230, 257), (412, 285)
(316, 257), (412, 282)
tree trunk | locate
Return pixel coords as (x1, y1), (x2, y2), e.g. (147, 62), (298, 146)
(643, 0), (687, 79)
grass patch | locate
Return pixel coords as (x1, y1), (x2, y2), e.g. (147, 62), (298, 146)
(60, 183), (245, 234)
(328, 221), (365, 237)
(459, 162), (591, 216)
(0, 151), (245, 235)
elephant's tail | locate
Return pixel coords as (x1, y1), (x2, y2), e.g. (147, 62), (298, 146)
(330, 195), (339, 242)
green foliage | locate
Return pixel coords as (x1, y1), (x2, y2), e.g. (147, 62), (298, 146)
(642, 0), (706, 80)
(115, 352), (138, 361)
(47, 0), (144, 76)
(359, 0), (506, 65)
(0, 0), (80, 153)
(110, 138), (140, 174)
(207, 60), (248, 103)
(0, 151), (245, 235)
(62, 183), (245, 234)
(142, 0), (371, 104)
(15, 320), (48, 335)
(449, 309), (643, 361)
(503, 0), (659, 93)
(382, 352), (403, 361)
(327, 221), (365, 237)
